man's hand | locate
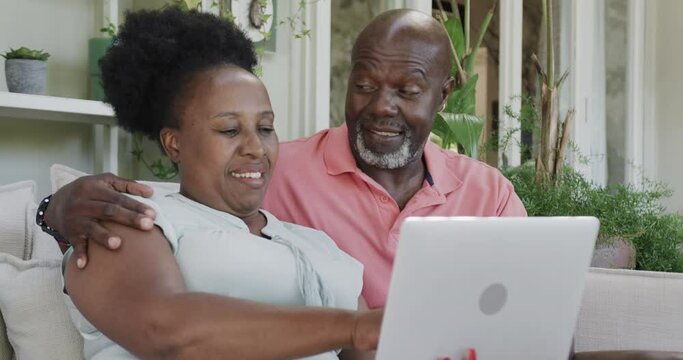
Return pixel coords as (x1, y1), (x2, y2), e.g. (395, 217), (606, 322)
(44, 173), (156, 268)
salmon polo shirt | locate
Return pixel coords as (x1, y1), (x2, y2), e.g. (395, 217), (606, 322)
(262, 124), (527, 308)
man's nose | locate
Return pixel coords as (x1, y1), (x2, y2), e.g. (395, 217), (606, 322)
(368, 89), (398, 118)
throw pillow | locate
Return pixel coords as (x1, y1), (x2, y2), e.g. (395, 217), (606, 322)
(0, 310), (13, 360)
(50, 163), (179, 195)
(0, 254), (83, 359)
(0, 180), (36, 260)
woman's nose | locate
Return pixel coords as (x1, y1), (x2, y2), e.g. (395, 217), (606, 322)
(240, 130), (266, 158)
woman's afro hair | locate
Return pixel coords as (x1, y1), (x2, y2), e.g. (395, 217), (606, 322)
(100, 7), (257, 140)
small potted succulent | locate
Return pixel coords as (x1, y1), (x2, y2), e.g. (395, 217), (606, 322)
(2, 47), (50, 95)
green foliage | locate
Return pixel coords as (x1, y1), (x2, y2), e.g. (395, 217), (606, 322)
(100, 20), (118, 38)
(432, 1), (497, 157)
(131, 133), (178, 180)
(171, 0), (202, 11)
(280, 0), (314, 39)
(443, 17), (465, 73)
(504, 164), (683, 272)
(433, 113), (484, 158)
(2, 47), (50, 61)
(446, 74), (478, 115)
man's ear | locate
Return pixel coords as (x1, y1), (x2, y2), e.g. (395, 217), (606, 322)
(440, 76), (456, 110)
(159, 128), (180, 164)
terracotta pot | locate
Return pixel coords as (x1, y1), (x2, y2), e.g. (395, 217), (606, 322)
(591, 237), (636, 269)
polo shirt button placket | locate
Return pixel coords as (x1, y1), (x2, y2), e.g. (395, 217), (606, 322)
(379, 195), (389, 203)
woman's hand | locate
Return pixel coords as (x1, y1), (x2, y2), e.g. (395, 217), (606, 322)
(45, 173), (155, 268)
(438, 349), (477, 360)
(351, 309), (383, 351)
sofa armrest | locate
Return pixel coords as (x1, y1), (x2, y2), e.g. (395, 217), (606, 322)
(576, 268), (683, 352)
(576, 351), (683, 360)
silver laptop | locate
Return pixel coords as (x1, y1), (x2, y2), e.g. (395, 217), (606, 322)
(376, 217), (599, 360)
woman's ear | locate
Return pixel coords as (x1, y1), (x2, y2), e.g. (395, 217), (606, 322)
(160, 128), (180, 164)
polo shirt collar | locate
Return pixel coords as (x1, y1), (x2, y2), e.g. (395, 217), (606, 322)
(323, 123), (464, 196)
(323, 123), (357, 176)
(422, 140), (463, 196)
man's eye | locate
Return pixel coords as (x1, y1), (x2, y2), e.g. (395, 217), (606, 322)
(220, 129), (238, 136)
(259, 127), (275, 134)
(400, 88), (421, 97)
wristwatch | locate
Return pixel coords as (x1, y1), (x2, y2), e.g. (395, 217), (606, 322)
(35, 195), (63, 241)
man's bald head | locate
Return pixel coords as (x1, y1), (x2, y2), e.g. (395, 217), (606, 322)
(352, 9), (453, 78)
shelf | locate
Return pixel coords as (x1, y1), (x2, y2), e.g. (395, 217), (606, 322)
(0, 91), (119, 174)
(0, 91), (116, 125)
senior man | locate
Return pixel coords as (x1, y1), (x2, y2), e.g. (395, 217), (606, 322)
(42, 9), (525, 308)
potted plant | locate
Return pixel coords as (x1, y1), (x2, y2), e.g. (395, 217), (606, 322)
(501, 159), (683, 272)
(2, 47), (50, 95)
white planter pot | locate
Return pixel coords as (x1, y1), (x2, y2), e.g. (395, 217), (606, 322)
(5, 59), (47, 95)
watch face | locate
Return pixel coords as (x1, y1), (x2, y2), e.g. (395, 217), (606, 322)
(233, 0), (274, 43)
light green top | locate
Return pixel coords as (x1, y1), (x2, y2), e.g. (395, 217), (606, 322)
(65, 193), (364, 359)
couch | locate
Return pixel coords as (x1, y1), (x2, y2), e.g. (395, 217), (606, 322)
(1, 164), (682, 359)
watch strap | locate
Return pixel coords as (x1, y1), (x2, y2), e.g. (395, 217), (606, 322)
(35, 195), (63, 241)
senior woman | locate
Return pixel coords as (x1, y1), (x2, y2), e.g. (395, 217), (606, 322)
(63, 8), (380, 359)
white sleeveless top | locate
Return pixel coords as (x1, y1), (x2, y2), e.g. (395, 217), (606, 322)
(65, 193), (364, 359)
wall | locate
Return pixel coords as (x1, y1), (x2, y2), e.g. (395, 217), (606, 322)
(0, 0), (99, 197)
(653, 0), (683, 213)
(0, 0), (300, 195)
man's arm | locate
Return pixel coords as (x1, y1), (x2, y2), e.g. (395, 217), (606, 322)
(66, 221), (381, 359)
(44, 173), (156, 267)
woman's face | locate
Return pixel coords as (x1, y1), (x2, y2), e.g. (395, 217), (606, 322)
(161, 65), (278, 219)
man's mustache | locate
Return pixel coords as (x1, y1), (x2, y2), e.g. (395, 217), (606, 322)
(358, 117), (408, 131)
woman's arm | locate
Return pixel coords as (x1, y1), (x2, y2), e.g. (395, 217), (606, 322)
(65, 222), (380, 360)
(339, 297), (378, 360)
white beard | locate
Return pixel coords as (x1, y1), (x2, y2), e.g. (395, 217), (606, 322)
(354, 121), (420, 169)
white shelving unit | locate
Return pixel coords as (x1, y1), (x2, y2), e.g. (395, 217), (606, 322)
(0, 92), (119, 173)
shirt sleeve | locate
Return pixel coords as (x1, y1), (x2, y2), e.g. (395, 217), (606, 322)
(497, 180), (528, 217)
(124, 194), (180, 255)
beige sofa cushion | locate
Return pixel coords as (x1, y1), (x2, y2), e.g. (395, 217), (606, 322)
(575, 267), (683, 352)
(0, 254), (83, 359)
(0, 181), (36, 260)
(0, 179), (83, 359)
(0, 180), (37, 359)
(0, 310), (13, 360)
(51, 163), (179, 195)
